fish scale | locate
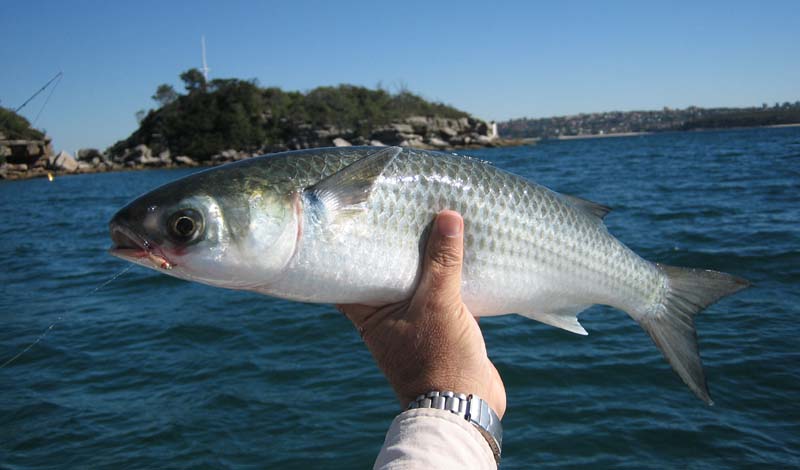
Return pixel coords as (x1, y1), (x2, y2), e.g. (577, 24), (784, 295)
(270, 148), (661, 321)
(109, 146), (749, 403)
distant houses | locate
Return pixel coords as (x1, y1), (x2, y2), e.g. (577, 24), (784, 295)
(499, 102), (800, 139)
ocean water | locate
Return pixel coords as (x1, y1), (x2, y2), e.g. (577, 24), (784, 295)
(1, 127), (798, 469)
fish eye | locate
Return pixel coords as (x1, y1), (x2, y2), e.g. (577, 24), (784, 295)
(167, 209), (204, 243)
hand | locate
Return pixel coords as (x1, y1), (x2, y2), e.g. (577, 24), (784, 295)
(338, 210), (506, 418)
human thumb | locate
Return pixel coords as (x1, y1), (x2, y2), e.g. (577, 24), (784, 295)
(413, 210), (465, 314)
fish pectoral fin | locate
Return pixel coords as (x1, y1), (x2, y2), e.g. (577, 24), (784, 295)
(519, 305), (590, 335)
(561, 194), (612, 222)
(304, 146), (402, 222)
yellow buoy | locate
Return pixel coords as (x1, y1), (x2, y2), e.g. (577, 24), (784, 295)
(47, 172), (54, 182)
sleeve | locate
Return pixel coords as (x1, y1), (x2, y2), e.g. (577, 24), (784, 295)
(374, 408), (497, 470)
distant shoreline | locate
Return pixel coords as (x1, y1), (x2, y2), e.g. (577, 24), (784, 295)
(554, 131), (649, 140)
(765, 123), (800, 129)
(498, 103), (800, 140)
(544, 122), (800, 141)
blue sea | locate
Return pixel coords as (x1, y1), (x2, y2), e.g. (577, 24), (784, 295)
(2, 127), (798, 469)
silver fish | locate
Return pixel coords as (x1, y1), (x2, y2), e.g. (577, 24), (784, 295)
(109, 146), (748, 403)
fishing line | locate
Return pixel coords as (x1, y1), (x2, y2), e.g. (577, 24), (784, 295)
(0, 264), (134, 370)
(31, 72), (62, 127)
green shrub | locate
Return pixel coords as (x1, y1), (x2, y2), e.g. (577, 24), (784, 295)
(0, 107), (45, 141)
(110, 69), (471, 160)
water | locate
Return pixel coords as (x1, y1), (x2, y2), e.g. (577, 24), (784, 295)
(2, 127), (798, 469)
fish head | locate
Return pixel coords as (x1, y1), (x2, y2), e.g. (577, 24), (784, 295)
(109, 167), (300, 289)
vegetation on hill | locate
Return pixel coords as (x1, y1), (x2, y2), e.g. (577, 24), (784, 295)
(0, 107), (46, 141)
(111, 69), (470, 160)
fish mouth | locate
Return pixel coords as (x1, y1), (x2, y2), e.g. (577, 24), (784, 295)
(109, 223), (174, 270)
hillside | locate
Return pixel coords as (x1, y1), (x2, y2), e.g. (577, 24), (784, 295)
(0, 107), (52, 172)
(110, 69), (494, 162)
(0, 107), (45, 141)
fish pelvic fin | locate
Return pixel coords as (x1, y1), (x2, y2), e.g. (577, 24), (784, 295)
(640, 264), (750, 405)
(520, 305), (590, 335)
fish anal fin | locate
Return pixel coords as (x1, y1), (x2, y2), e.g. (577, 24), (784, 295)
(304, 146), (402, 223)
(520, 305), (590, 335)
(562, 194), (612, 221)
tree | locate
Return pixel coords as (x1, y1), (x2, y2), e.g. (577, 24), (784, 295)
(135, 109), (147, 124)
(152, 84), (178, 107)
(180, 68), (207, 93)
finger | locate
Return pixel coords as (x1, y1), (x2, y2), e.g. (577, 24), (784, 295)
(414, 210), (465, 313)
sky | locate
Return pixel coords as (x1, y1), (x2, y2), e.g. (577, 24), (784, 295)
(1, 0), (798, 152)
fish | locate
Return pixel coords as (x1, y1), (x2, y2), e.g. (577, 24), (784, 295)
(109, 146), (749, 403)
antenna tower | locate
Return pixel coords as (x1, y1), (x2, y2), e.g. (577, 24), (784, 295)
(201, 35), (210, 81)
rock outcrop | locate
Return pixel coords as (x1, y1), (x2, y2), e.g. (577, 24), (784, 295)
(0, 137), (52, 165)
(2, 116), (516, 180)
(0, 137), (55, 179)
(51, 151), (78, 172)
(278, 116), (496, 152)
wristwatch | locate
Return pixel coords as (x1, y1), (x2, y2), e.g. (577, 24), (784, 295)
(408, 391), (502, 465)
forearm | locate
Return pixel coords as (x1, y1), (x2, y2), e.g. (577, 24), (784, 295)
(375, 408), (496, 470)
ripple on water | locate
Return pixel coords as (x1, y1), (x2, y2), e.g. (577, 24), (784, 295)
(2, 128), (799, 468)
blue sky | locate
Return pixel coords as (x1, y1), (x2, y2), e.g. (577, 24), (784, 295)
(1, 0), (798, 152)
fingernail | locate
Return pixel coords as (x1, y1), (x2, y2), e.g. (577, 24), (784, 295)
(437, 213), (463, 237)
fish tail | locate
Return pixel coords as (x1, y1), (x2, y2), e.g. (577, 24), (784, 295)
(638, 264), (750, 405)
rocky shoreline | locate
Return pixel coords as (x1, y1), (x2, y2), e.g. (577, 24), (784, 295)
(1, 116), (527, 181)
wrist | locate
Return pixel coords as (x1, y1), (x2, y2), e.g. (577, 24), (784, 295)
(407, 390), (503, 465)
(395, 367), (505, 419)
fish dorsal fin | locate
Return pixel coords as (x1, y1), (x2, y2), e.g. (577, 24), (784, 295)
(561, 194), (612, 221)
(304, 146), (402, 221)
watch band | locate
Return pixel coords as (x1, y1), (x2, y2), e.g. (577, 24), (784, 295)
(408, 391), (502, 465)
